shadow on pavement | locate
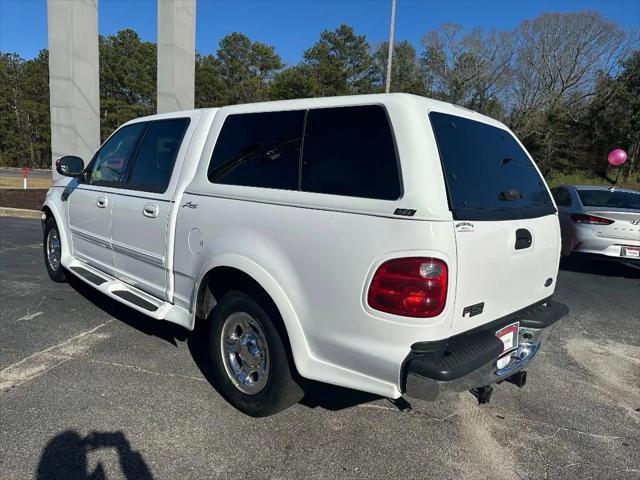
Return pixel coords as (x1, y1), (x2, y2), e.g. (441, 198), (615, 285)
(298, 381), (388, 411)
(67, 275), (188, 346)
(559, 255), (640, 279)
(186, 319), (386, 412)
(36, 430), (153, 480)
(67, 275), (390, 413)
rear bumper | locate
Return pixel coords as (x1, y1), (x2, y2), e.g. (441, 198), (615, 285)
(570, 227), (640, 259)
(402, 299), (568, 401)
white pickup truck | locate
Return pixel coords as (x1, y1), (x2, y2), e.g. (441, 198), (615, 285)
(42, 93), (568, 416)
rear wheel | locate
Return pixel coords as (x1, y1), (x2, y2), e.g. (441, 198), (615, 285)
(43, 217), (67, 283)
(207, 290), (303, 417)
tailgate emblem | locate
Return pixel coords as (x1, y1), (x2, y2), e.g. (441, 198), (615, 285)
(630, 220), (640, 225)
(463, 302), (484, 318)
(456, 222), (475, 232)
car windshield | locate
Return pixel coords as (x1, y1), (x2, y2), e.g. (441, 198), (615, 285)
(577, 189), (640, 209)
(429, 112), (555, 221)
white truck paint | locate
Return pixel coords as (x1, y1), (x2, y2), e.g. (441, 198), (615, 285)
(42, 94), (567, 414)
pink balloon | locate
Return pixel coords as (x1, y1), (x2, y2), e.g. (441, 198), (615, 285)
(608, 149), (627, 166)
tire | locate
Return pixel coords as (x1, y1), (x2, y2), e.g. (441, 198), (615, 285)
(207, 290), (303, 417)
(43, 217), (67, 282)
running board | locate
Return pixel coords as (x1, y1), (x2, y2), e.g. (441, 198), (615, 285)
(65, 259), (192, 330)
(70, 266), (108, 286)
(112, 290), (158, 312)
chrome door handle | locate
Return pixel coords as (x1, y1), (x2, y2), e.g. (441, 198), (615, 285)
(96, 196), (108, 208)
(143, 203), (159, 218)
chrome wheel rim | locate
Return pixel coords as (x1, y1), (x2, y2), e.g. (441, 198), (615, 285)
(47, 228), (61, 272)
(220, 312), (270, 395)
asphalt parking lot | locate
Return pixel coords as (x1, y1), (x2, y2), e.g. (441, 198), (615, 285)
(1, 216), (638, 479)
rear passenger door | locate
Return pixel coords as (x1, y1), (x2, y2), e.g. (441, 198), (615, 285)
(111, 118), (191, 300)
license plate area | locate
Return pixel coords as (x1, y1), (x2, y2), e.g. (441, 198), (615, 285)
(622, 246), (640, 258)
(495, 322), (519, 370)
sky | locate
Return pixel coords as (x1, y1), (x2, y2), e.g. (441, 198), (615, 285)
(1, 0), (639, 65)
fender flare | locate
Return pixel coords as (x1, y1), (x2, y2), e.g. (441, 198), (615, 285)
(190, 253), (313, 377)
(42, 197), (72, 264)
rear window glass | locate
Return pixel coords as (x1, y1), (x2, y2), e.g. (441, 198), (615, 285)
(301, 105), (401, 200)
(429, 112), (555, 220)
(208, 110), (304, 190)
(208, 105), (401, 200)
(577, 189), (640, 209)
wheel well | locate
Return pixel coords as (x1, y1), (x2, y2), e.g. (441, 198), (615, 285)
(195, 266), (299, 373)
(197, 267), (280, 324)
(42, 205), (53, 222)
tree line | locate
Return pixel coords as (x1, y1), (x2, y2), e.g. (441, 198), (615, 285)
(1, 10), (638, 183)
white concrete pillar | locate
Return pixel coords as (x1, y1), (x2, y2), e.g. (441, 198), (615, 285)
(157, 0), (196, 113)
(47, 0), (100, 179)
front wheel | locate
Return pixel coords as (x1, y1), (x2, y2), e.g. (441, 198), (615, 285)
(43, 217), (67, 282)
(207, 290), (303, 417)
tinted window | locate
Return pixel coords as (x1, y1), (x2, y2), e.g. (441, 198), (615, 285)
(88, 123), (146, 185)
(577, 189), (640, 209)
(301, 105), (401, 200)
(208, 110), (304, 190)
(429, 112), (555, 220)
(128, 118), (190, 192)
(552, 188), (572, 207)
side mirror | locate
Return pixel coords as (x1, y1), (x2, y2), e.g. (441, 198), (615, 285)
(56, 156), (85, 177)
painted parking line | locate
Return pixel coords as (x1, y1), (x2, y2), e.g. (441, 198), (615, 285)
(0, 320), (113, 391)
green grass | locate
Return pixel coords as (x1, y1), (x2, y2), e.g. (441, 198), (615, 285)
(0, 177), (53, 189)
(545, 170), (640, 191)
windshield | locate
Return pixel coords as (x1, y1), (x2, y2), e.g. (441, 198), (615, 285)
(429, 112), (555, 221)
(577, 189), (640, 209)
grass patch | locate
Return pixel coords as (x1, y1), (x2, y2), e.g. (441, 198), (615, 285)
(0, 177), (53, 189)
(545, 170), (639, 190)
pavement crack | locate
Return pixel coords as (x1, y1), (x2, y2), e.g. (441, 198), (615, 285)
(359, 398), (628, 442)
(424, 404), (627, 441)
(80, 358), (206, 383)
(357, 401), (473, 423)
(523, 416), (625, 441)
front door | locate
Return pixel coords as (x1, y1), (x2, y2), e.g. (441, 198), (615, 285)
(110, 118), (191, 300)
(67, 122), (147, 276)
(68, 185), (115, 275)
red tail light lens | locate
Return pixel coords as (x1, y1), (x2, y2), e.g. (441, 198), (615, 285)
(367, 257), (448, 318)
(570, 213), (614, 225)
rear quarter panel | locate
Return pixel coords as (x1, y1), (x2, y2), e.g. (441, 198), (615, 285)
(173, 197), (458, 396)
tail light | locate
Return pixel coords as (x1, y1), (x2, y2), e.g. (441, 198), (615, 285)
(570, 214), (614, 225)
(367, 257), (448, 318)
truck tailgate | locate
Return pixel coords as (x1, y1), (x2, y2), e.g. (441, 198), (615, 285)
(450, 214), (560, 334)
(427, 111), (560, 335)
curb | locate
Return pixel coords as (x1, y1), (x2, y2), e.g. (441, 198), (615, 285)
(0, 207), (42, 219)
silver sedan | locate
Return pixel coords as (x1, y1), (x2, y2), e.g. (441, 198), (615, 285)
(551, 185), (640, 266)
